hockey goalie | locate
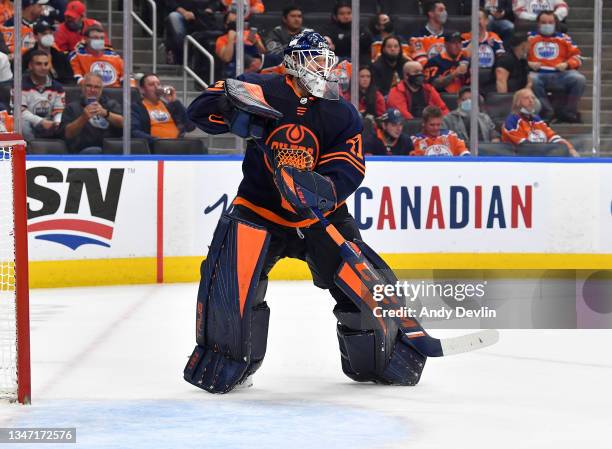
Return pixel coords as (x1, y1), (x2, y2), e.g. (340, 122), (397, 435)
(183, 31), (494, 394)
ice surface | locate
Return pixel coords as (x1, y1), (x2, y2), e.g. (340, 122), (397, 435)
(2, 281), (611, 448)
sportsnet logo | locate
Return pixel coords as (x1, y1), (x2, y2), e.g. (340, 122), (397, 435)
(26, 167), (124, 250)
(534, 42), (559, 60)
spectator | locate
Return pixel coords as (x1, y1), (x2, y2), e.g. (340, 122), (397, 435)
(60, 72), (123, 154)
(354, 66), (385, 119)
(425, 31), (470, 94)
(131, 73), (195, 145)
(70, 24), (125, 87)
(367, 14), (410, 62)
(164, 1), (225, 65)
(410, 0), (447, 66)
(54, 1), (107, 53)
(21, 50), (65, 141)
(495, 33), (531, 93)
(443, 86), (499, 145)
(502, 88), (578, 156)
(0, 50), (11, 84)
(388, 61), (449, 120)
(221, 0), (264, 16)
(513, 0), (568, 25)
(481, 0), (515, 43)
(410, 105), (470, 156)
(322, 1), (353, 60)
(215, 10), (265, 78)
(527, 10), (585, 122)
(23, 21), (73, 84)
(364, 108), (413, 156)
(0, 0), (13, 24)
(371, 35), (410, 96)
(264, 5), (309, 67)
(461, 8), (505, 92)
(1, 0), (46, 56)
(0, 104), (13, 132)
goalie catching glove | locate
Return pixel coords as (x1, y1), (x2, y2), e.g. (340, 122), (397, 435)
(274, 165), (337, 218)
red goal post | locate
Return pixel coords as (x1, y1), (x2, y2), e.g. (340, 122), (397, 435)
(0, 133), (31, 404)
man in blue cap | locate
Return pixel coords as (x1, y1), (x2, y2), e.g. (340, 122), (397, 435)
(365, 108), (414, 156)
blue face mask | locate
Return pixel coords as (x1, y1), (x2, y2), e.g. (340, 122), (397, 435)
(460, 99), (471, 112)
(540, 24), (555, 36)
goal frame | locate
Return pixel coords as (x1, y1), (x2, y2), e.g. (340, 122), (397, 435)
(3, 133), (31, 404)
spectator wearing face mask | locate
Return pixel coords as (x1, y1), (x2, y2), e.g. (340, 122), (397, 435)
(1, 0), (46, 56)
(481, 0), (515, 43)
(322, 1), (353, 60)
(55, 1), (108, 53)
(410, 0), (448, 67)
(371, 35), (410, 96)
(502, 88), (578, 156)
(443, 86), (499, 145)
(513, 0), (568, 24)
(387, 61), (449, 120)
(367, 13), (410, 62)
(23, 21), (73, 84)
(527, 10), (584, 123)
(69, 24), (125, 87)
(364, 108), (413, 156)
(495, 33), (531, 93)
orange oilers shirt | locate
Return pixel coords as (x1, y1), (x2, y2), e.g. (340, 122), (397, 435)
(527, 31), (582, 71)
(0, 110), (13, 132)
(1, 22), (36, 55)
(69, 42), (125, 87)
(409, 28), (445, 66)
(502, 113), (561, 145)
(0, 0), (13, 23)
(370, 41), (411, 62)
(410, 130), (470, 156)
(143, 100), (180, 139)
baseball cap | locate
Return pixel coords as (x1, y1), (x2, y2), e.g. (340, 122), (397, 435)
(22, 0), (48, 8)
(444, 31), (462, 43)
(381, 108), (403, 124)
(34, 20), (53, 34)
(65, 1), (86, 20)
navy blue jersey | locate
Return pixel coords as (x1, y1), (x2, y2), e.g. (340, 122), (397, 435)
(188, 73), (365, 228)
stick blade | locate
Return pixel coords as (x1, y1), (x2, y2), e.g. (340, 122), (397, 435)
(440, 329), (500, 356)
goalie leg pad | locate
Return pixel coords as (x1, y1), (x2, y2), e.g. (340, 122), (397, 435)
(334, 306), (427, 386)
(184, 213), (271, 393)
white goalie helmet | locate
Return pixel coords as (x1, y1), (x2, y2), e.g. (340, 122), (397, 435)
(283, 31), (340, 100)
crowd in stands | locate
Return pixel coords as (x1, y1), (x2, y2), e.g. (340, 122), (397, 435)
(0, 0), (586, 156)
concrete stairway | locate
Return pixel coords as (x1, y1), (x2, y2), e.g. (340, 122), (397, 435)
(85, 0), (612, 155)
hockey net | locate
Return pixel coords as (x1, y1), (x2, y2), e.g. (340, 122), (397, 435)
(0, 135), (30, 404)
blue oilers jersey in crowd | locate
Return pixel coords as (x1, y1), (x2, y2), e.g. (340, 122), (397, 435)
(188, 73), (365, 228)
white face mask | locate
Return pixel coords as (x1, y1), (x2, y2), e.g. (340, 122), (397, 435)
(438, 11), (448, 24)
(40, 34), (55, 48)
(520, 106), (534, 116)
(89, 38), (105, 51)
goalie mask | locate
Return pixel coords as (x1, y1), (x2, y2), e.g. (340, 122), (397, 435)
(283, 31), (340, 100)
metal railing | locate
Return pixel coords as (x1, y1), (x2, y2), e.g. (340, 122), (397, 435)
(131, 0), (157, 73)
(182, 35), (215, 104)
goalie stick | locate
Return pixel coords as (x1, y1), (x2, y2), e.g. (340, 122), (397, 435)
(226, 78), (499, 357)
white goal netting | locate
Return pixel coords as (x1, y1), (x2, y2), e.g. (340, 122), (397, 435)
(0, 144), (17, 401)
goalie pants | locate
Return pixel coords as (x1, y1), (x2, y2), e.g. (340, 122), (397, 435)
(231, 203), (361, 310)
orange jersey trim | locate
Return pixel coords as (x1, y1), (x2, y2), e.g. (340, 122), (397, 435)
(233, 196), (345, 228)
